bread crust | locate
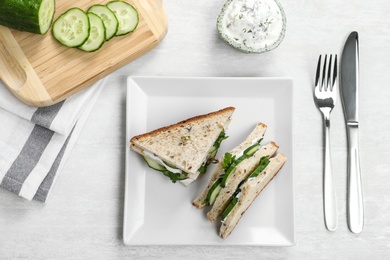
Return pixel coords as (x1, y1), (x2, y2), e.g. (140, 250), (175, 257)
(130, 107), (235, 145)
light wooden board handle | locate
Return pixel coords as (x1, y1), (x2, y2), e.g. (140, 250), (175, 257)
(0, 26), (53, 107)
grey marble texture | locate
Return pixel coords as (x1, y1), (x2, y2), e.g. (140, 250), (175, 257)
(1, 0), (389, 258)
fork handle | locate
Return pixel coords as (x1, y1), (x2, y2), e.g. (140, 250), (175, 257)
(323, 115), (338, 231)
(346, 124), (364, 233)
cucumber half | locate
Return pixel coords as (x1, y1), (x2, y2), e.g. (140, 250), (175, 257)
(79, 13), (106, 52)
(88, 4), (119, 41)
(0, 0), (55, 34)
(52, 8), (90, 47)
(107, 1), (139, 36)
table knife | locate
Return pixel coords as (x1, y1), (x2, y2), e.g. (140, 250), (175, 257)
(340, 31), (364, 233)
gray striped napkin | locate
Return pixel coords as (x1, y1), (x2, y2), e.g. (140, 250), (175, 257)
(0, 79), (105, 202)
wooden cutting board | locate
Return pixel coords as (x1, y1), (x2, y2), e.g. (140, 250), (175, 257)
(0, 0), (167, 107)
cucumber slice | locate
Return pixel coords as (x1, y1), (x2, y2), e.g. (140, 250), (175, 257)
(143, 156), (165, 172)
(243, 143), (260, 156)
(79, 13), (106, 52)
(107, 1), (139, 36)
(0, 0), (55, 34)
(163, 160), (178, 169)
(39, 0), (56, 34)
(143, 156), (188, 183)
(221, 196), (238, 221)
(52, 8), (90, 48)
(88, 4), (119, 41)
(209, 185), (222, 205)
(248, 156), (270, 179)
(220, 143), (261, 187)
(221, 154), (247, 187)
(208, 146), (218, 158)
(221, 181), (244, 221)
(204, 178), (223, 205)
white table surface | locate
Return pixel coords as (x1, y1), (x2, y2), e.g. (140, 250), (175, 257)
(1, 0), (390, 258)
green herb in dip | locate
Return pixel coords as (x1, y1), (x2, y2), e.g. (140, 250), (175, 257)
(217, 0), (286, 53)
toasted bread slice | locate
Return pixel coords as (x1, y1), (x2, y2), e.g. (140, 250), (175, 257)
(219, 153), (287, 239)
(206, 141), (279, 222)
(192, 123), (267, 208)
(130, 107), (235, 183)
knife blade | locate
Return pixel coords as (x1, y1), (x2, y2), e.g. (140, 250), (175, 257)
(340, 31), (364, 233)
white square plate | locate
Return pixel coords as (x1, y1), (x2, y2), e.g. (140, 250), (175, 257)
(124, 77), (294, 246)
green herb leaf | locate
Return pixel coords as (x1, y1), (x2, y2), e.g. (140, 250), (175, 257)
(198, 163), (207, 174)
(222, 153), (235, 171)
(220, 139), (263, 187)
(221, 154), (248, 187)
(162, 170), (188, 183)
(248, 156), (270, 179)
(214, 129), (228, 150)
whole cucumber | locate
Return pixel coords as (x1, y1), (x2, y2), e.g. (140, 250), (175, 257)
(0, 0), (56, 34)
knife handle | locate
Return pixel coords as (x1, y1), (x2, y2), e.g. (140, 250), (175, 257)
(346, 123), (364, 233)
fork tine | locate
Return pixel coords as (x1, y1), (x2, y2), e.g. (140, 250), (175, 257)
(332, 55), (338, 91)
(322, 54), (328, 91)
(315, 55), (322, 87)
(326, 54), (333, 91)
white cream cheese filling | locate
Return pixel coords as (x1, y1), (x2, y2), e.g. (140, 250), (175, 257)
(220, 0), (284, 50)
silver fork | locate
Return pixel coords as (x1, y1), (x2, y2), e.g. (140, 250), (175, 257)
(314, 54), (338, 232)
